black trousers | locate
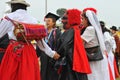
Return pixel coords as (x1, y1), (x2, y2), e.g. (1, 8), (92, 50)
(0, 52), (4, 63)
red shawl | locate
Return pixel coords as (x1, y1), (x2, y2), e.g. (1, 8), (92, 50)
(72, 26), (91, 74)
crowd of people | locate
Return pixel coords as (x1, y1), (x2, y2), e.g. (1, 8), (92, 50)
(0, 0), (120, 80)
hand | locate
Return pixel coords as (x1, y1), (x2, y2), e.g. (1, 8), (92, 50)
(53, 52), (60, 60)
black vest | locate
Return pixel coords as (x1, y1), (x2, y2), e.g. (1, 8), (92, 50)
(0, 34), (10, 62)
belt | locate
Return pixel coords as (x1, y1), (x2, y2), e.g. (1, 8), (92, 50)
(0, 48), (6, 53)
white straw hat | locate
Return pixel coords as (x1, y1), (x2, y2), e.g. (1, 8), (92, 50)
(6, 0), (30, 7)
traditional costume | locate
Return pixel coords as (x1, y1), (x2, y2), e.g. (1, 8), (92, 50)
(81, 10), (115, 80)
(0, 0), (56, 80)
(110, 26), (120, 75)
(55, 9), (91, 80)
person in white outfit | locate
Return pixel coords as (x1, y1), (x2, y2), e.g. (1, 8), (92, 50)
(81, 10), (110, 80)
(100, 21), (118, 80)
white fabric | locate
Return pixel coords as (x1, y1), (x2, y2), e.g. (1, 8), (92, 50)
(88, 55), (109, 80)
(104, 32), (116, 80)
(86, 11), (106, 54)
(85, 10), (110, 80)
(104, 32), (116, 53)
(0, 9), (55, 58)
(81, 26), (98, 48)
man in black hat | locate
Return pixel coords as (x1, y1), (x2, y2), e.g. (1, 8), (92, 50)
(110, 26), (118, 34)
(36, 12), (61, 80)
(110, 26), (120, 73)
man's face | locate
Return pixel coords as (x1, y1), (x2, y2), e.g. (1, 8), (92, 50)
(61, 13), (70, 30)
(110, 29), (116, 34)
(45, 18), (55, 28)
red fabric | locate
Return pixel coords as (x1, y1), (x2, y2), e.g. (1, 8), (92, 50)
(105, 50), (116, 80)
(114, 57), (120, 78)
(72, 26), (91, 74)
(0, 40), (40, 80)
(5, 17), (47, 40)
(108, 62), (114, 80)
(0, 48), (6, 52)
(83, 7), (97, 14)
(21, 23), (47, 40)
(67, 9), (81, 26)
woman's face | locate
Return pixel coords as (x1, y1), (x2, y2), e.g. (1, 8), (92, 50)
(45, 18), (55, 28)
(81, 13), (89, 27)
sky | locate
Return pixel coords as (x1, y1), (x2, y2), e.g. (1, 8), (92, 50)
(0, 0), (120, 28)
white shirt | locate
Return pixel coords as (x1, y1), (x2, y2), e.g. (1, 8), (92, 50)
(0, 9), (55, 58)
(81, 26), (99, 48)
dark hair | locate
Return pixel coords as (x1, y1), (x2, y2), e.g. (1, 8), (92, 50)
(11, 3), (27, 12)
(51, 18), (56, 23)
(82, 12), (91, 26)
(50, 18), (56, 27)
(100, 21), (110, 33)
(100, 21), (105, 28)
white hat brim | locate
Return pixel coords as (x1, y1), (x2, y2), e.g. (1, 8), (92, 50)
(6, 1), (30, 7)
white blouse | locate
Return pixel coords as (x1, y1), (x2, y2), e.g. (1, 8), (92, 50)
(81, 26), (99, 48)
(0, 9), (55, 58)
(103, 32), (116, 53)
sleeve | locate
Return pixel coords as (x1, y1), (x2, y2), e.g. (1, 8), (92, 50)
(104, 32), (114, 53)
(81, 27), (95, 43)
(36, 39), (55, 58)
(104, 32), (111, 42)
(0, 19), (13, 38)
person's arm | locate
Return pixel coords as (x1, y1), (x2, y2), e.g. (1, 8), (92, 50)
(0, 19), (12, 38)
(37, 39), (60, 60)
(104, 32), (113, 53)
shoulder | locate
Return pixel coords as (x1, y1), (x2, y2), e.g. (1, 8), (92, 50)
(6, 11), (18, 20)
(66, 28), (74, 33)
(63, 29), (74, 36)
(6, 10), (38, 23)
(83, 26), (95, 35)
(86, 26), (95, 31)
(104, 31), (110, 35)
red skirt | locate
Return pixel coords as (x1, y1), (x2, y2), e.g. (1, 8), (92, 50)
(0, 40), (40, 80)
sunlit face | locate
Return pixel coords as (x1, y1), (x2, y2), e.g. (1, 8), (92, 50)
(45, 18), (55, 28)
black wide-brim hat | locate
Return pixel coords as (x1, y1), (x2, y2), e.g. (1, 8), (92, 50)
(110, 26), (117, 31)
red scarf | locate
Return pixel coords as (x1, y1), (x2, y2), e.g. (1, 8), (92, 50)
(72, 26), (91, 74)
